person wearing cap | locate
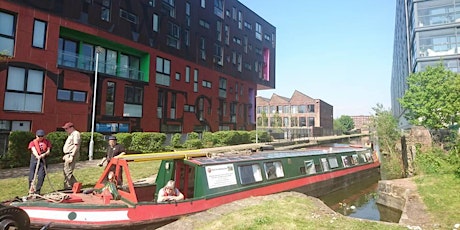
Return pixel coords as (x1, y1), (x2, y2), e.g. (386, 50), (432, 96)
(98, 136), (126, 167)
(62, 122), (81, 190)
(98, 135), (126, 185)
(28, 129), (51, 194)
(157, 180), (184, 202)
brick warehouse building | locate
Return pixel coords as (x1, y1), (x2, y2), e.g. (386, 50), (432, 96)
(0, 0), (276, 135)
(256, 90), (333, 138)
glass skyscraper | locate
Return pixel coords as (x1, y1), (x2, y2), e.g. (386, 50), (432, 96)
(392, 0), (460, 128)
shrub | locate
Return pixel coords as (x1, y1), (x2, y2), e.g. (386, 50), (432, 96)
(0, 131), (34, 168)
(170, 133), (183, 148)
(114, 133), (133, 151)
(131, 132), (166, 153)
(414, 147), (454, 175)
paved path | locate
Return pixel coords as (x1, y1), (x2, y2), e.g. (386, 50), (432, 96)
(0, 160), (100, 180)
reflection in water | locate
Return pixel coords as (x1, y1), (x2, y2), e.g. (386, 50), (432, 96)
(318, 174), (402, 223)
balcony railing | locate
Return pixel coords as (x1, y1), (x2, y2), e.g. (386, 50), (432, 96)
(58, 51), (145, 81)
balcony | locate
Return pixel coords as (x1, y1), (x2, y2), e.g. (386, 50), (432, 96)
(58, 51), (145, 81)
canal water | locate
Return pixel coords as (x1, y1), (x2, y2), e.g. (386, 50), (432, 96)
(318, 174), (402, 223)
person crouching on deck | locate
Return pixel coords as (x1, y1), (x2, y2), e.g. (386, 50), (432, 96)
(157, 180), (184, 202)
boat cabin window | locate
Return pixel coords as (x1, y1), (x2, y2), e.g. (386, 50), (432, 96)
(263, 161), (284, 180)
(341, 155), (352, 167)
(304, 160), (316, 175)
(238, 164), (263, 185)
(328, 157), (339, 169)
(320, 158), (330, 172)
(351, 154), (359, 165)
(365, 152), (373, 162)
(359, 153), (368, 162)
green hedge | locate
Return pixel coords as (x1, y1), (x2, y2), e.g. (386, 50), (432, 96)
(0, 130), (270, 169)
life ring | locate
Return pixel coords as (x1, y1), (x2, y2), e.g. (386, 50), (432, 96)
(0, 205), (30, 230)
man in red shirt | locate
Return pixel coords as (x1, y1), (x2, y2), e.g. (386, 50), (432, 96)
(28, 129), (51, 194)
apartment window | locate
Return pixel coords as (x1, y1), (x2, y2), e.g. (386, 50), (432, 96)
(58, 38), (78, 68)
(214, 0), (224, 18)
(214, 44), (223, 65)
(233, 37), (241, 45)
(148, 0), (155, 6)
(57, 89), (86, 102)
(230, 103), (236, 123)
(184, 104), (195, 112)
(193, 69), (199, 92)
(255, 23), (262, 40)
(299, 117), (306, 127)
(102, 48), (119, 76)
(105, 81), (115, 116)
(167, 22), (180, 49)
(308, 117), (315, 127)
(219, 77), (227, 98)
(185, 66), (190, 82)
(238, 164), (263, 185)
(124, 85), (143, 117)
(153, 13), (159, 32)
(264, 34), (271, 41)
(170, 93), (176, 119)
(224, 25), (230, 45)
(298, 105), (306, 113)
(198, 98), (204, 121)
(156, 57), (171, 86)
(32, 19), (47, 49)
(202, 80), (212, 88)
(235, 83), (238, 101)
(244, 36), (248, 53)
(307, 104), (315, 112)
(4, 67), (43, 112)
(162, 0), (176, 17)
(244, 21), (252, 30)
(216, 21), (222, 42)
(101, 0), (111, 22)
(175, 72), (181, 80)
(199, 19), (210, 29)
(200, 0), (205, 8)
(0, 11), (15, 56)
(183, 29), (190, 47)
(157, 90), (164, 118)
(185, 2), (191, 27)
(237, 11), (243, 29)
(119, 54), (140, 79)
(120, 9), (138, 24)
(237, 53), (242, 72)
(200, 37), (206, 60)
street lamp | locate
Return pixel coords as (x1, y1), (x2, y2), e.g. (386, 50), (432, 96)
(89, 46), (103, 161)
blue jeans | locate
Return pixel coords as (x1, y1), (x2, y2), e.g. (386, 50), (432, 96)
(29, 156), (47, 194)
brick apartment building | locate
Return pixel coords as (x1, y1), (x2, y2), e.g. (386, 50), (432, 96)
(0, 0), (276, 138)
(350, 115), (372, 131)
(256, 90), (333, 138)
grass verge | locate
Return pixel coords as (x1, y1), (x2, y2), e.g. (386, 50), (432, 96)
(415, 173), (460, 229)
(0, 161), (159, 202)
(194, 195), (406, 230)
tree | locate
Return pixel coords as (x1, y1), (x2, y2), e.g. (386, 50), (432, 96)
(371, 104), (403, 179)
(334, 115), (355, 133)
(371, 104), (400, 154)
(399, 64), (460, 130)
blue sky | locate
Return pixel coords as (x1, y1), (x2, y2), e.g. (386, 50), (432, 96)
(238, 0), (396, 118)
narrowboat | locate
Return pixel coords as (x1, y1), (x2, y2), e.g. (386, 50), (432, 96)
(9, 144), (379, 229)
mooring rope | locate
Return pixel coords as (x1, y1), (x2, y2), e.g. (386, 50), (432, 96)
(26, 157), (68, 203)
